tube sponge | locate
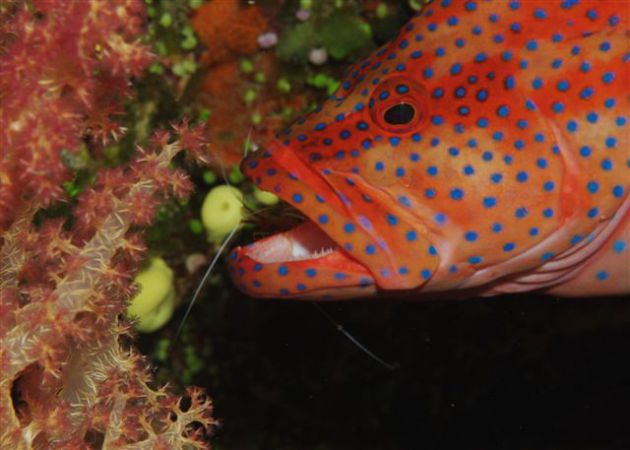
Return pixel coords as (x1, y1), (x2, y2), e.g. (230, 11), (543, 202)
(127, 257), (176, 333)
(201, 185), (244, 242)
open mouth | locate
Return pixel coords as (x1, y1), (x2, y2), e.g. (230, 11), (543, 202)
(241, 221), (337, 264)
(230, 218), (375, 298)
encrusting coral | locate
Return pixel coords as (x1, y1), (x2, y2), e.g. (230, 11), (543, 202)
(1, 1), (215, 448)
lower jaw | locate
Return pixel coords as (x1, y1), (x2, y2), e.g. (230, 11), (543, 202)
(228, 221), (376, 299)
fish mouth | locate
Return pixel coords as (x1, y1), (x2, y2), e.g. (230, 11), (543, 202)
(228, 142), (378, 299)
(230, 220), (375, 299)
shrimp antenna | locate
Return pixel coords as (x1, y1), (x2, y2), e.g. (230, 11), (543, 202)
(167, 225), (240, 359)
(311, 303), (400, 371)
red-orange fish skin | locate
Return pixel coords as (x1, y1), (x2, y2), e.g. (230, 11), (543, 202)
(229, 0), (629, 300)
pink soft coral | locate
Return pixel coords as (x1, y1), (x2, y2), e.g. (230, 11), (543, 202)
(0, 1), (215, 448)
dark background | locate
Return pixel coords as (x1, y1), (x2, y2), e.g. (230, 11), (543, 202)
(145, 286), (630, 450)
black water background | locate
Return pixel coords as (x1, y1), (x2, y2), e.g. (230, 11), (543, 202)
(144, 287), (630, 450)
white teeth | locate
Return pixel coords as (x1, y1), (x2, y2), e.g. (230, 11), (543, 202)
(289, 242), (334, 261)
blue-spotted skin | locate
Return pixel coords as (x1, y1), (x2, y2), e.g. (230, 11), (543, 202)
(229, 0), (629, 300)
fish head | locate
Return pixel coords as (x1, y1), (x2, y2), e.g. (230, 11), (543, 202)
(229, 6), (571, 299)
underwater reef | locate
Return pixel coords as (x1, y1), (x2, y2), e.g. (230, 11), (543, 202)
(2, 1), (629, 449)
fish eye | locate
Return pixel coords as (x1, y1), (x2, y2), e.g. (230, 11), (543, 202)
(370, 76), (428, 133)
(383, 103), (416, 125)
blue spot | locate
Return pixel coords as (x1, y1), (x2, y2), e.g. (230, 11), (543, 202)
(541, 252), (555, 261)
(314, 122), (326, 131)
(567, 120), (578, 132)
(602, 72), (615, 84)
(613, 185), (624, 197)
(469, 256), (483, 264)
(543, 181), (555, 192)
(504, 243), (516, 252)
(580, 87), (594, 99)
(515, 207), (528, 219)
(427, 166), (438, 176)
(254, 263), (263, 272)
(434, 213), (446, 225)
(530, 227), (539, 236)
(552, 102), (565, 113)
(421, 269), (432, 279)
(483, 197), (497, 208)
(587, 207), (599, 218)
(496, 105), (510, 117)
(543, 208), (554, 218)
(449, 147), (460, 157)
(613, 240), (627, 253)
(526, 40), (538, 51)
(450, 63), (462, 75)
(423, 67), (434, 79)
(605, 137), (617, 148)
(424, 188), (436, 199)
(556, 80), (570, 91)
(278, 266), (289, 276)
(386, 214), (398, 226)
(450, 188), (464, 200)
(365, 245), (376, 255)
(390, 137), (401, 147)
(580, 146), (592, 157)
(292, 193), (303, 203)
(465, 231), (478, 242)
(599, 41), (611, 52)
(586, 8), (598, 20)
(596, 271), (609, 281)
(474, 52), (487, 63)
(335, 272), (347, 281)
(516, 171), (529, 183)
(587, 112), (599, 123)
(504, 75), (516, 90)
(587, 181), (599, 193)
(492, 223), (503, 233)
(532, 77), (543, 89)
(375, 161), (384, 171)
(406, 230), (418, 242)
(431, 115), (444, 126)
(537, 158), (548, 168)
(601, 158), (613, 171)
(306, 268), (317, 278)
(318, 214), (329, 225)
(476, 89), (489, 101)
(482, 151), (493, 161)
(491, 173), (503, 184)
(463, 165), (475, 176)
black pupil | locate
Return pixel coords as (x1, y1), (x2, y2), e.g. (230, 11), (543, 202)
(383, 103), (415, 125)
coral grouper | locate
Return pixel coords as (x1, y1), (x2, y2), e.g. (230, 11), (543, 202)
(229, 0), (629, 300)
